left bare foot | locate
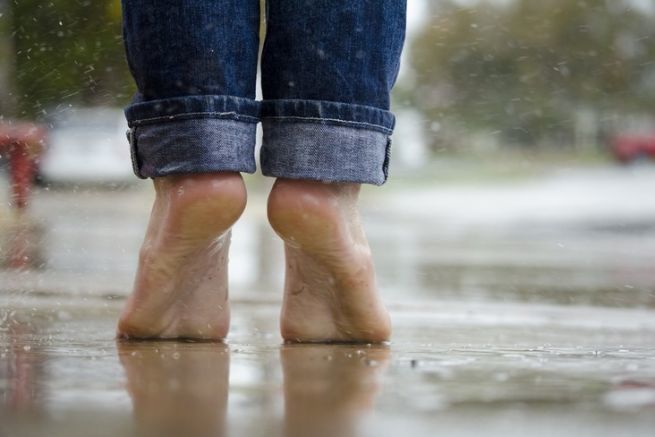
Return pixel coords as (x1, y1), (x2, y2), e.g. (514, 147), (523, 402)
(268, 179), (391, 343)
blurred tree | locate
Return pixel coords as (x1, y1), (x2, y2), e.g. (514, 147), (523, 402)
(0, 0), (16, 117)
(9, 0), (134, 120)
(409, 0), (655, 149)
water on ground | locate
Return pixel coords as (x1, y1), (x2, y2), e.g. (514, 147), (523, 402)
(1, 167), (654, 436)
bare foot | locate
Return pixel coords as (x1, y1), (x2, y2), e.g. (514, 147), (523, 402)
(268, 179), (391, 343)
(117, 173), (246, 340)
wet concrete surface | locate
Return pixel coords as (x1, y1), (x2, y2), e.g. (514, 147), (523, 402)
(1, 167), (655, 436)
(1, 299), (654, 437)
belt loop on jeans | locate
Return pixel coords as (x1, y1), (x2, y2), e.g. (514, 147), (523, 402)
(127, 127), (147, 179)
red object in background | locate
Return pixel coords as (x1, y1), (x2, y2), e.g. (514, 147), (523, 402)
(0, 121), (47, 210)
(612, 134), (655, 164)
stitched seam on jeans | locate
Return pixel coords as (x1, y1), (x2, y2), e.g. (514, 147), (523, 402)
(261, 116), (393, 134)
(131, 111), (260, 125)
(261, 166), (376, 184)
(262, 98), (393, 114)
(128, 127), (147, 180)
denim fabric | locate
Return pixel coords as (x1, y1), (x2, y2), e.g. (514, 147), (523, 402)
(122, 0), (406, 184)
(262, 121), (392, 185)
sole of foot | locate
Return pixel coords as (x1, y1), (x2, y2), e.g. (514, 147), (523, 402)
(117, 172), (246, 341)
(268, 178), (391, 343)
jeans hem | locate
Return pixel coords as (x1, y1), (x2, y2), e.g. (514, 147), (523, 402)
(125, 96), (395, 183)
(261, 119), (393, 186)
(129, 117), (258, 179)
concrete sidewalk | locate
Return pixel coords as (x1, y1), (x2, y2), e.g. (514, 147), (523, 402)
(1, 165), (655, 436)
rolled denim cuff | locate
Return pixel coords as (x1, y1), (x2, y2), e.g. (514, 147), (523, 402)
(260, 100), (395, 185)
(125, 95), (260, 179)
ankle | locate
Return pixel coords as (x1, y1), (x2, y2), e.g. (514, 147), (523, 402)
(267, 178), (360, 236)
(154, 172), (247, 222)
(154, 172), (246, 198)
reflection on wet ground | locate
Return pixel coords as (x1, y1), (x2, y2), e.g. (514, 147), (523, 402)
(1, 167), (655, 436)
(118, 341), (229, 437)
(0, 215), (44, 270)
(1, 301), (654, 437)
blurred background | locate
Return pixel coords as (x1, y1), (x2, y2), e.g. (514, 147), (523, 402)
(1, 1), (655, 435)
(1, 0), (653, 307)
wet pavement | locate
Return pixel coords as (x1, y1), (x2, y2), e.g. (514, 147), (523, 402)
(1, 166), (655, 436)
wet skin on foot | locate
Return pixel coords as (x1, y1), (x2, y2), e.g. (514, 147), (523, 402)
(268, 179), (391, 344)
(118, 174), (390, 343)
(117, 173), (246, 341)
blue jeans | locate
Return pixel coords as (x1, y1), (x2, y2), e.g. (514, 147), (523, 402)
(122, 0), (406, 185)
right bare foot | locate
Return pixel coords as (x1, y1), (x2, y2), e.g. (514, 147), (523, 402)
(117, 173), (246, 340)
(268, 179), (391, 343)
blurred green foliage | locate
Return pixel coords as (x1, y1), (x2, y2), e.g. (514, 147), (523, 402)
(409, 0), (655, 148)
(0, 0), (15, 115)
(0, 0), (269, 120)
(7, 0), (133, 119)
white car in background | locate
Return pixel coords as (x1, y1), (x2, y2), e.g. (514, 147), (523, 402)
(39, 107), (135, 185)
